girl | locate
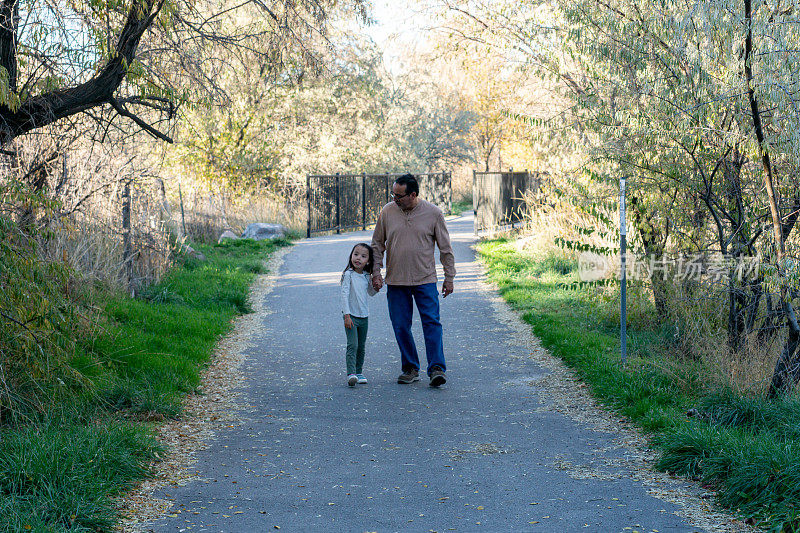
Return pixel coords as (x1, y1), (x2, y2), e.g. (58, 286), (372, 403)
(340, 243), (379, 386)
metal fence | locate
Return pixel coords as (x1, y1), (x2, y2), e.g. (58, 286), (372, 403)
(473, 170), (541, 233)
(306, 172), (451, 237)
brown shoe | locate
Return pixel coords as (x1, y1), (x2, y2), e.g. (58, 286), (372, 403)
(397, 368), (420, 384)
(429, 367), (447, 387)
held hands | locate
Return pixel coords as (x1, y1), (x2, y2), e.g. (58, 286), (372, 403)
(442, 280), (454, 298)
(370, 273), (451, 296)
(343, 314), (353, 329)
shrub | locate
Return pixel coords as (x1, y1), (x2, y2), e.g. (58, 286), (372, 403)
(0, 184), (95, 420)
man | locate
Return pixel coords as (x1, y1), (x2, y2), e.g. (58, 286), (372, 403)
(371, 174), (456, 387)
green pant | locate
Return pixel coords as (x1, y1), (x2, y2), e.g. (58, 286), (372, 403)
(344, 316), (369, 375)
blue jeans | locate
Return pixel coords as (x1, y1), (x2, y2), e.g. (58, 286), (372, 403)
(386, 283), (446, 376)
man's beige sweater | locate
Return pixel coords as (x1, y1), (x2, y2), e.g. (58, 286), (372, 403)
(371, 199), (456, 286)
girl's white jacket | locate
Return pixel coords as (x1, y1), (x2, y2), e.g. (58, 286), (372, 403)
(340, 269), (378, 318)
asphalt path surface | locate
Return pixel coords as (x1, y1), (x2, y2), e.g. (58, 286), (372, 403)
(147, 213), (704, 533)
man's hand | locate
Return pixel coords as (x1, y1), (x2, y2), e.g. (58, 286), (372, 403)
(344, 314), (353, 329)
(372, 273), (384, 291)
(442, 280), (454, 298)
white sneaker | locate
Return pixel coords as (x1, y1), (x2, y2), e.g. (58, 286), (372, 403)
(347, 374), (358, 387)
(356, 374), (368, 384)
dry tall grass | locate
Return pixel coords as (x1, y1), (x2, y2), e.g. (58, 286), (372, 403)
(164, 180), (306, 244)
(1, 132), (308, 294)
(513, 178), (609, 261)
(29, 142), (174, 292)
(665, 279), (787, 396)
(510, 176), (786, 396)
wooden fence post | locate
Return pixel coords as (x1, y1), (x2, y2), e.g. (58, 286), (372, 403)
(306, 175), (311, 238)
(121, 180), (134, 296)
(362, 173), (367, 230)
(335, 172), (341, 234)
(447, 171), (452, 214)
(178, 178), (187, 238)
(472, 168), (477, 211)
(472, 169), (479, 235)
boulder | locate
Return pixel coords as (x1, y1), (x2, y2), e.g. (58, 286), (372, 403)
(241, 223), (287, 241)
(183, 244), (207, 262)
(218, 230), (239, 243)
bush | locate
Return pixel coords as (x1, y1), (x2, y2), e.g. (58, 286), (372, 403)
(588, 281), (659, 331)
(0, 184), (96, 420)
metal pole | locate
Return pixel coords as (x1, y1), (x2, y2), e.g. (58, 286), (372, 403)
(472, 169), (477, 234)
(525, 169), (531, 231)
(306, 175), (311, 238)
(121, 180), (134, 296)
(620, 176), (627, 365)
(362, 173), (367, 230)
(335, 172), (341, 234)
(178, 178), (187, 238)
(447, 171), (452, 214)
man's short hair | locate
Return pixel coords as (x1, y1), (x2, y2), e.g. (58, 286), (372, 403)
(394, 173), (419, 195)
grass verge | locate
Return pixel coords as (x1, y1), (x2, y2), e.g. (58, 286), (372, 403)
(450, 198), (473, 215)
(0, 237), (289, 532)
(477, 237), (800, 531)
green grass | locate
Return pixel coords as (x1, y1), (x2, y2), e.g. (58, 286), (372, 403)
(0, 421), (160, 532)
(450, 198), (473, 215)
(0, 237), (289, 531)
(477, 238), (800, 531)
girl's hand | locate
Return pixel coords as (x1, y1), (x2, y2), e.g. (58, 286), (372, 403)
(344, 315), (353, 329)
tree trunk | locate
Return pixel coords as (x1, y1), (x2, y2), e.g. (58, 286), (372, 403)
(630, 196), (668, 318)
(744, 0), (800, 396)
(0, 0), (18, 93)
(768, 302), (800, 398)
(727, 279), (752, 350)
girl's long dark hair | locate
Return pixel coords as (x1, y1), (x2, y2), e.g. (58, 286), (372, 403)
(341, 243), (374, 283)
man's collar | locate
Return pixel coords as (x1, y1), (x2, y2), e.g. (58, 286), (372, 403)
(402, 198), (420, 213)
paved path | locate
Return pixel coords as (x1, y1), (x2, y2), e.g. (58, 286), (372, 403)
(147, 214), (706, 532)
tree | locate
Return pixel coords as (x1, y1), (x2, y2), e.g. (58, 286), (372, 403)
(431, 0), (800, 394)
(559, 0), (800, 394)
(393, 56), (477, 171)
(0, 0), (368, 145)
(740, 0), (800, 396)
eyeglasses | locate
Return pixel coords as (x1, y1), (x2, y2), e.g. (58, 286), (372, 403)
(391, 192), (410, 200)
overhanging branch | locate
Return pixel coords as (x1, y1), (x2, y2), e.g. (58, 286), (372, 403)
(0, 0), (167, 143)
(109, 97), (173, 143)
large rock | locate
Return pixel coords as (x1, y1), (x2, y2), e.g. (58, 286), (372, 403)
(183, 244), (207, 262)
(241, 223), (287, 241)
(218, 230), (239, 243)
